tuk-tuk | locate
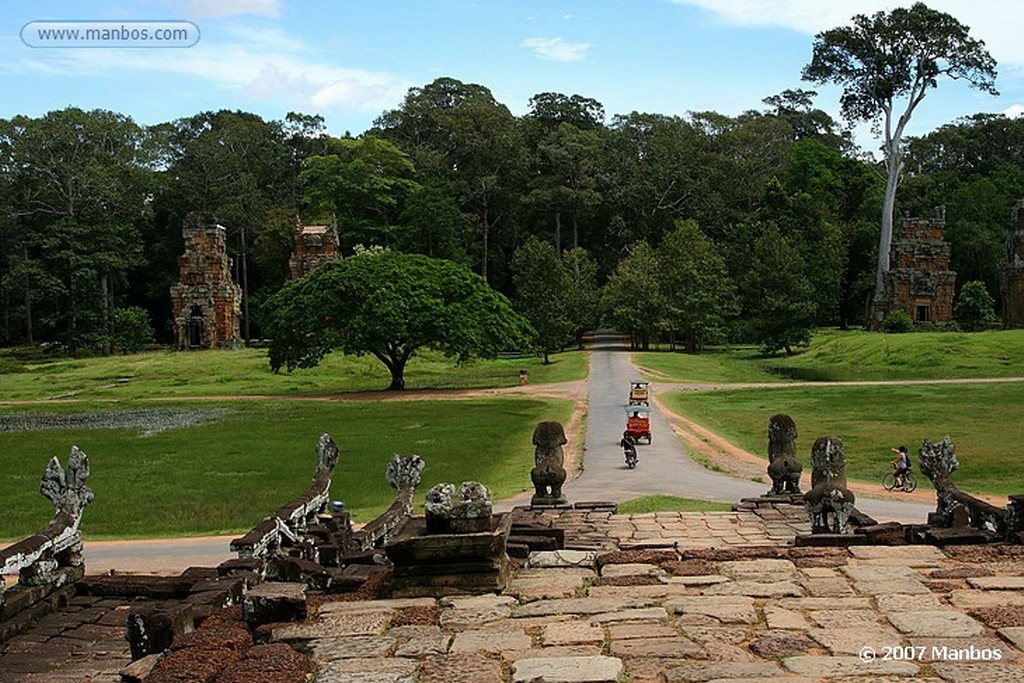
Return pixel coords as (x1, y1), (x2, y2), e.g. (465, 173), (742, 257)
(628, 381), (650, 405)
(623, 405), (651, 444)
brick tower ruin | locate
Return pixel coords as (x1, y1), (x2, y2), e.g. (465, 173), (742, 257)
(877, 209), (957, 326)
(1002, 199), (1024, 328)
(289, 215), (340, 280)
(169, 212), (241, 350)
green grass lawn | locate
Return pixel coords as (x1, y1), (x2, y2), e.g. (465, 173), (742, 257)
(0, 396), (573, 541)
(661, 382), (1024, 496)
(636, 328), (1024, 383)
(0, 346), (587, 402)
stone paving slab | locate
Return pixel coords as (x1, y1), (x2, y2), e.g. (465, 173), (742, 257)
(417, 653), (502, 683)
(605, 621), (680, 641)
(888, 610), (984, 637)
(717, 558), (798, 579)
(505, 567), (594, 601)
(527, 550), (597, 569)
(307, 635), (398, 661)
(848, 545), (949, 565)
(608, 635), (705, 658)
(589, 606), (668, 623)
(313, 656), (418, 683)
(700, 579), (803, 598)
(661, 574), (731, 586)
(808, 625), (904, 656)
(763, 605), (812, 630)
(909, 636), (1017, 662)
(664, 595), (757, 624)
(586, 583), (694, 600)
(807, 609), (880, 629)
(449, 628), (532, 655)
(542, 620), (604, 646)
(1000, 626), (1024, 650)
(318, 598), (435, 616)
(598, 562), (662, 577)
(777, 596), (873, 610)
(782, 655), (918, 677)
(511, 655), (623, 683)
(967, 576), (1024, 590)
(658, 660), (785, 681)
(932, 661), (1024, 682)
(800, 577), (856, 597)
(949, 589), (1024, 609)
(875, 591), (945, 612)
(513, 596), (653, 618)
(273, 610), (395, 641)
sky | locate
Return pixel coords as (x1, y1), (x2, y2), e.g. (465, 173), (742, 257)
(2, 0), (1023, 152)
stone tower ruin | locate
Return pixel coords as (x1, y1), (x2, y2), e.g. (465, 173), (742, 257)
(169, 212), (241, 350)
(289, 215), (340, 280)
(1002, 199), (1024, 328)
(877, 209), (956, 326)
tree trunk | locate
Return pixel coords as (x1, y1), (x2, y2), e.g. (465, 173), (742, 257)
(554, 211), (562, 255)
(100, 270), (112, 356)
(67, 274), (78, 358)
(480, 199), (489, 282)
(241, 224), (250, 343)
(23, 244), (33, 344)
(572, 213), (579, 250)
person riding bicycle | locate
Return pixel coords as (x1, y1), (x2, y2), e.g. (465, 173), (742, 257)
(891, 445), (911, 490)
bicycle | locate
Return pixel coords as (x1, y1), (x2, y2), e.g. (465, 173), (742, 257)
(882, 463), (917, 492)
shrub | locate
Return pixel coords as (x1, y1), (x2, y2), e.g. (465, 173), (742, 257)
(882, 309), (914, 333)
(955, 280), (997, 331)
(112, 306), (155, 354)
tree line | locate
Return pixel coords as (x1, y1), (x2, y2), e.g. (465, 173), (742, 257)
(1, 8), (1021, 356)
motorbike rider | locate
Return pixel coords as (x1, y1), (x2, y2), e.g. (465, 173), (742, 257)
(620, 435), (638, 467)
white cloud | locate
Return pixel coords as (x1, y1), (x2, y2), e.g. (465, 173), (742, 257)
(669, 0), (1024, 67)
(521, 36), (593, 62)
(12, 29), (411, 115)
(182, 0), (282, 19)
(1003, 104), (1024, 118)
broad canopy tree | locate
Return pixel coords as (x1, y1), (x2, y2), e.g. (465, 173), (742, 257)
(802, 2), (997, 318)
(261, 250), (535, 390)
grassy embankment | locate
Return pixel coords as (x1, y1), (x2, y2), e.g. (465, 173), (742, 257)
(0, 347), (584, 540)
(635, 328), (1024, 497)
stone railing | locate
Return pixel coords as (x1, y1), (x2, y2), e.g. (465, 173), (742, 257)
(1, 447), (94, 643)
(230, 435), (425, 564)
(350, 454), (423, 553)
(230, 433), (339, 561)
(920, 436), (1024, 541)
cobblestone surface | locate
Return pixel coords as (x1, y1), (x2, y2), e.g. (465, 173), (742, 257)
(5, 504), (1024, 682)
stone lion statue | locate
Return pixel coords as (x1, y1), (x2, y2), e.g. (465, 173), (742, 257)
(803, 435), (855, 534)
(531, 421), (568, 506)
(766, 413), (802, 495)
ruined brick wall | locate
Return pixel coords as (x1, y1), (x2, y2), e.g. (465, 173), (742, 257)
(289, 216), (340, 280)
(1002, 199), (1024, 328)
(878, 212), (957, 326)
(169, 212), (241, 349)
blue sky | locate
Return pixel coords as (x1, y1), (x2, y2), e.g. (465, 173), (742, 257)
(3, 0), (1023, 151)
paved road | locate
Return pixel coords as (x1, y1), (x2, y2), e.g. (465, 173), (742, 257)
(564, 329), (934, 524)
(80, 331), (934, 573)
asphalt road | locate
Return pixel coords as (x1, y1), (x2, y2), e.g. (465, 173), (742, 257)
(565, 329), (934, 524)
(78, 331), (934, 574)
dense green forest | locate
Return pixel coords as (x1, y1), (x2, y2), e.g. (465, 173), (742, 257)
(2, 77), (1023, 355)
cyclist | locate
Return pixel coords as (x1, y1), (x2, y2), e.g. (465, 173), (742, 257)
(890, 445), (911, 490)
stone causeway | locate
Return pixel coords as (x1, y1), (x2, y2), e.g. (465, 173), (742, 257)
(5, 503), (1024, 682)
